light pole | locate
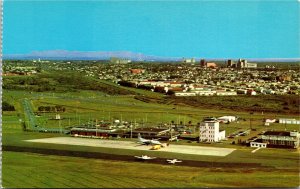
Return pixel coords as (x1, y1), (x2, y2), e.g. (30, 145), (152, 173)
(170, 121), (173, 140)
(59, 119), (62, 134)
(96, 119), (98, 137)
(130, 125), (133, 139)
(198, 123), (201, 143)
(250, 112), (253, 130)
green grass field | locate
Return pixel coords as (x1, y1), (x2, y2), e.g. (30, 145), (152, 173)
(2, 88), (300, 188)
(4, 89), (298, 131)
(2, 151), (299, 188)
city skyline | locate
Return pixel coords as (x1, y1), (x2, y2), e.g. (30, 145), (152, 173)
(4, 1), (299, 58)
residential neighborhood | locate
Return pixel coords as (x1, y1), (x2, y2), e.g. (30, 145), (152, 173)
(4, 59), (299, 97)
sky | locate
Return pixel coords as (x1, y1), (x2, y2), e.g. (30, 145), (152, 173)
(3, 0), (300, 58)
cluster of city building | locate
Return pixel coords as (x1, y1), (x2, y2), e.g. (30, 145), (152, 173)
(3, 59), (299, 96)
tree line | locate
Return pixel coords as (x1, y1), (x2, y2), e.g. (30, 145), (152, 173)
(3, 71), (136, 95)
(38, 105), (66, 113)
(2, 101), (15, 111)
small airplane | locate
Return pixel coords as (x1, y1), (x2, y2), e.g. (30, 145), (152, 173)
(137, 133), (162, 146)
(134, 155), (157, 160)
(166, 159), (182, 164)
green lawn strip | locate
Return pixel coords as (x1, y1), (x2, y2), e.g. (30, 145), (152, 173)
(105, 175), (148, 188)
(37, 164), (95, 188)
(84, 174), (125, 188)
(28, 169), (67, 188)
(38, 172), (75, 188)
(191, 170), (299, 188)
(3, 151), (299, 188)
(3, 165), (42, 188)
(3, 154), (66, 188)
(52, 172), (93, 188)
(62, 164), (123, 188)
(1, 178), (13, 188)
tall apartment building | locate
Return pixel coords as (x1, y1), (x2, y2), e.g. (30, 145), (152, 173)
(237, 59), (257, 68)
(227, 59), (236, 68)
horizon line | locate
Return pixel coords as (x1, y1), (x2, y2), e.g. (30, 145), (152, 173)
(3, 50), (300, 60)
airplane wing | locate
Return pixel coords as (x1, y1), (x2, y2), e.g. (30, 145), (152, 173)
(137, 141), (151, 145)
(151, 140), (162, 145)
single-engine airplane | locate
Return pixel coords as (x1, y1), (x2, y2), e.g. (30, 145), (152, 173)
(134, 155), (157, 160)
(166, 159), (182, 164)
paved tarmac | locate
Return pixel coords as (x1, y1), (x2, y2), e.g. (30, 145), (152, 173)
(25, 137), (235, 156)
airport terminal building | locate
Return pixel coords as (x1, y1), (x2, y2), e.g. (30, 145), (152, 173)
(250, 131), (300, 149)
(199, 121), (225, 142)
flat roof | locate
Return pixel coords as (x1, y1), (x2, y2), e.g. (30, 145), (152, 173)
(133, 128), (168, 132)
(263, 131), (291, 136)
(279, 118), (296, 120)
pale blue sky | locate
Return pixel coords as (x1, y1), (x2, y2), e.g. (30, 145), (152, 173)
(3, 0), (299, 58)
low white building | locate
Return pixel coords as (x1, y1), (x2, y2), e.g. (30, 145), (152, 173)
(216, 91), (237, 96)
(193, 90), (216, 96)
(265, 119), (276, 123)
(217, 116), (236, 123)
(245, 62), (257, 68)
(279, 118), (300, 125)
(182, 58), (196, 63)
(174, 92), (196, 96)
(250, 141), (267, 148)
(55, 114), (61, 120)
(153, 81), (169, 87)
(199, 121), (226, 142)
(261, 131), (300, 148)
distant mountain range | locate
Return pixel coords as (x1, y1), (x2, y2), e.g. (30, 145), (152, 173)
(4, 50), (181, 61)
(3, 50), (300, 62)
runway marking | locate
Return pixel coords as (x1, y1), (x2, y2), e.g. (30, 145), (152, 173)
(251, 147), (261, 153)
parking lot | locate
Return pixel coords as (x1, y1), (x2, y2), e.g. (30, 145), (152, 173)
(26, 137), (236, 157)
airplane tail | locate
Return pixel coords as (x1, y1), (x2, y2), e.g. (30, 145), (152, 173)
(138, 133), (142, 139)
